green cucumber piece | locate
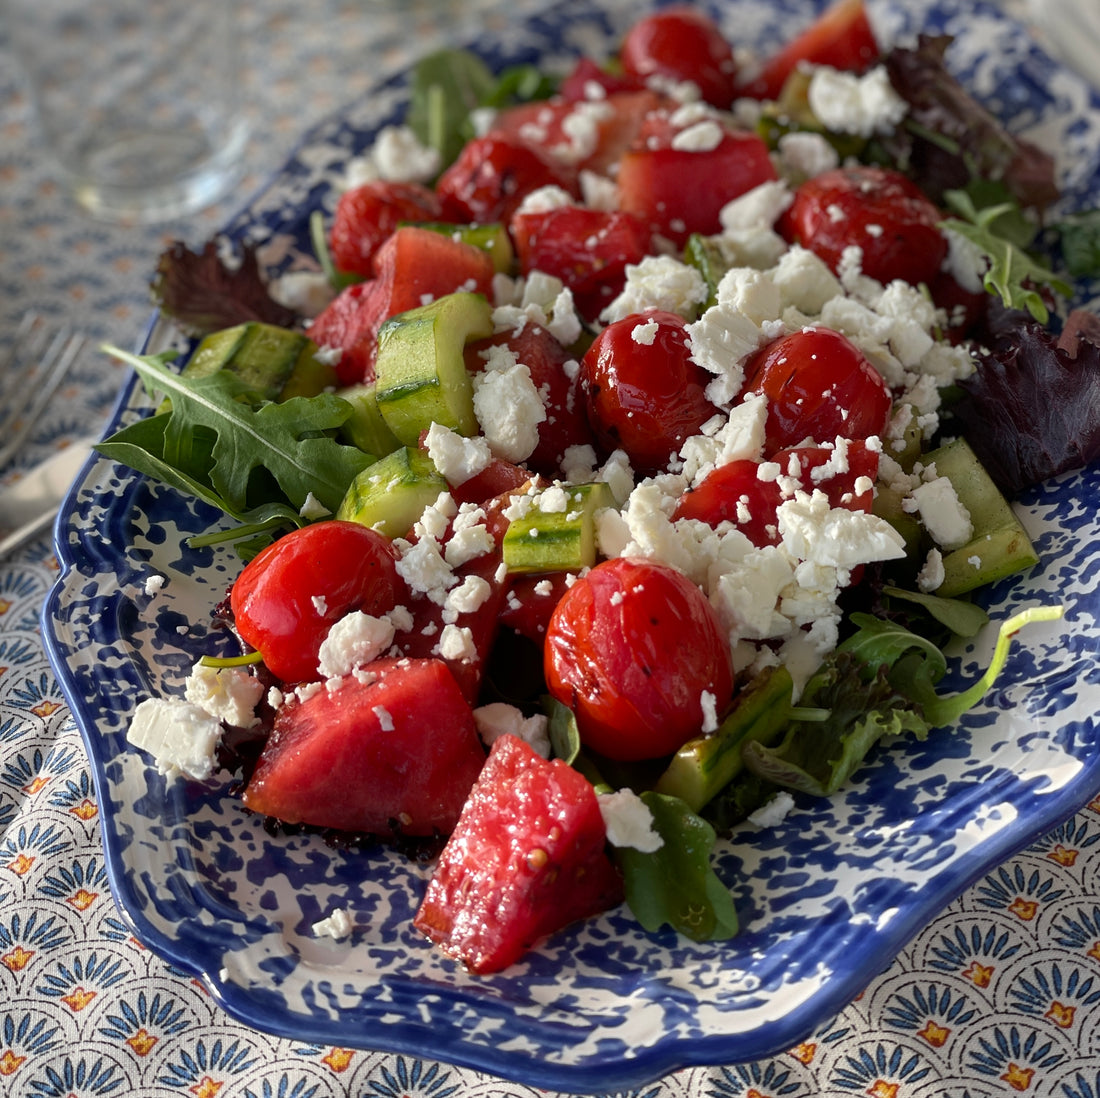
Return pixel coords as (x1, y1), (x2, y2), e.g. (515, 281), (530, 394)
(682, 234), (726, 312)
(654, 665), (793, 812)
(336, 446), (447, 537)
(184, 322), (316, 402)
(921, 437), (1039, 597)
(374, 291), (493, 446)
(337, 383), (402, 458)
(502, 482), (615, 574)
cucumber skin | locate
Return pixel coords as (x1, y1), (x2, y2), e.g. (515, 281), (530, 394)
(654, 665), (794, 812)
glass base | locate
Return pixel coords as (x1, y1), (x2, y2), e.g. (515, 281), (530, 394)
(65, 120), (249, 224)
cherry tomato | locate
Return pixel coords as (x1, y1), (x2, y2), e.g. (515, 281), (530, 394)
(672, 459), (785, 545)
(329, 181), (442, 279)
(778, 165), (948, 286)
(544, 558), (734, 760)
(743, 327), (893, 453)
(579, 310), (721, 475)
(435, 133), (579, 225)
(620, 7), (739, 107)
(230, 520), (406, 684)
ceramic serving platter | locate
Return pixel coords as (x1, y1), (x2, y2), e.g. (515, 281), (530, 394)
(43, 0), (1100, 1090)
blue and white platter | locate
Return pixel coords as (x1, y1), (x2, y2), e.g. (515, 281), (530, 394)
(42, 0), (1100, 1091)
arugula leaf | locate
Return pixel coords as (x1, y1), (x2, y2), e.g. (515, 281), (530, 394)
(612, 792), (739, 942)
(941, 191), (1071, 323)
(98, 346), (373, 522)
(151, 238), (298, 338)
(545, 695), (582, 765)
(881, 585), (990, 638)
(894, 605), (1064, 727)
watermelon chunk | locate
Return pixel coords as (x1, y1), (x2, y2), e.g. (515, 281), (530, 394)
(241, 657), (485, 838)
(413, 734), (624, 973)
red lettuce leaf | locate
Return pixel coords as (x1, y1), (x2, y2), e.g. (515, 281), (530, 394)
(954, 318), (1100, 495)
(151, 238), (299, 337)
(882, 35), (1058, 211)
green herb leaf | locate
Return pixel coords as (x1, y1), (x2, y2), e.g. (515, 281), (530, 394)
(882, 585), (990, 638)
(941, 190), (1072, 323)
(545, 695), (582, 765)
(98, 346), (373, 521)
(612, 792), (739, 942)
(407, 49), (497, 170)
(1057, 209), (1100, 278)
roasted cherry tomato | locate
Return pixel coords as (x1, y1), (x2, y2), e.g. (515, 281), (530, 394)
(778, 165), (948, 287)
(620, 7), (739, 107)
(329, 180), (442, 279)
(230, 520), (406, 684)
(579, 310), (721, 474)
(545, 558), (734, 761)
(435, 133), (579, 225)
(743, 327), (893, 453)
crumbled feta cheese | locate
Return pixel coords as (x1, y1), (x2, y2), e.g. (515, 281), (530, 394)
(269, 270), (336, 319)
(748, 791), (796, 828)
(671, 119), (724, 152)
(807, 65), (908, 137)
(346, 124), (441, 184)
(776, 131), (840, 182)
(395, 537), (457, 602)
(632, 318), (660, 345)
(719, 180), (792, 232)
(917, 547), (946, 593)
(445, 575), (492, 616)
(184, 662), (265, 729)
(144, 573), (166, 596)
(317, 611), (396, 679)
(425, 423), (492, 486)
(778, 491), (907, 569)
(437, 623), (477, 662)
(600, 254), (708, 323)
(473, 347), (546, 462)
(911, 476), (974, 550)
(685, 305), (762, 406)
(473, 704), (551, 757)
(312, 907), (353, 940)
(598, 788), (663, 852)
(127, 697), (224, 781)
(299, 492), (332, 521)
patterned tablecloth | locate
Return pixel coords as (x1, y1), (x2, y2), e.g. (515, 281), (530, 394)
(2, 2), (1100, 1096)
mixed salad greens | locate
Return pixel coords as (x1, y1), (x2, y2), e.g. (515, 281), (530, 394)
(106, 0), (1100, 972)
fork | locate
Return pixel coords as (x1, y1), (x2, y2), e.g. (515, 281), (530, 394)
(0, 312), (88, 470)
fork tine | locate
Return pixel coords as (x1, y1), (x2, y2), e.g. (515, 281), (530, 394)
(0, 316), (87, 469)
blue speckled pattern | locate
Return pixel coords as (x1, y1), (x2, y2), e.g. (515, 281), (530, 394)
(41, 0), (1100, 1091)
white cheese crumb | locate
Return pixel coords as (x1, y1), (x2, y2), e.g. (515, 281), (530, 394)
(911, 476), (974, 551)
(372, 705), (395, 732)
(473, 704), (551, 757)
(144, 573), (166, 597)
(184, 663), (265, 729)
(807, 65), (908, 137)
(317, 612), (396, 679)
(598, 788), (663, 852)
(312, 907), (354, 940)
(127, 697), (224, 781)
(425, 422), (492, 486)
(748, 791), (796, 828)
(299, 492), (332, 521)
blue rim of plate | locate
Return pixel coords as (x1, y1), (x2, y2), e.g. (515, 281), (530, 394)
(41, 0), (1100, 1091)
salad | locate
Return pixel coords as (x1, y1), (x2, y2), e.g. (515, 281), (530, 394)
(104, 0), (1099, 977)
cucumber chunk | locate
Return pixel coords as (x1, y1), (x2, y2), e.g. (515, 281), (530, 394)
(654, 665), (793, 812)
(921, 437), (1039, 597)
(374, 292), (493, 446)
(502, 482), (615, 574)
(336, 446), (448, 538)
(184, 322), (334, 402)
(337, 383), (402, 458)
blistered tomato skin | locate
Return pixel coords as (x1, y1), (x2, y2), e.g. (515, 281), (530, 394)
(743, 327), (893, 453)
(779, 165), (948, 287)
(620, 7), (739, 107)
(230, 520), (406, 685)
(580, 310), (721, 475)
(544, 558), (734, 761)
